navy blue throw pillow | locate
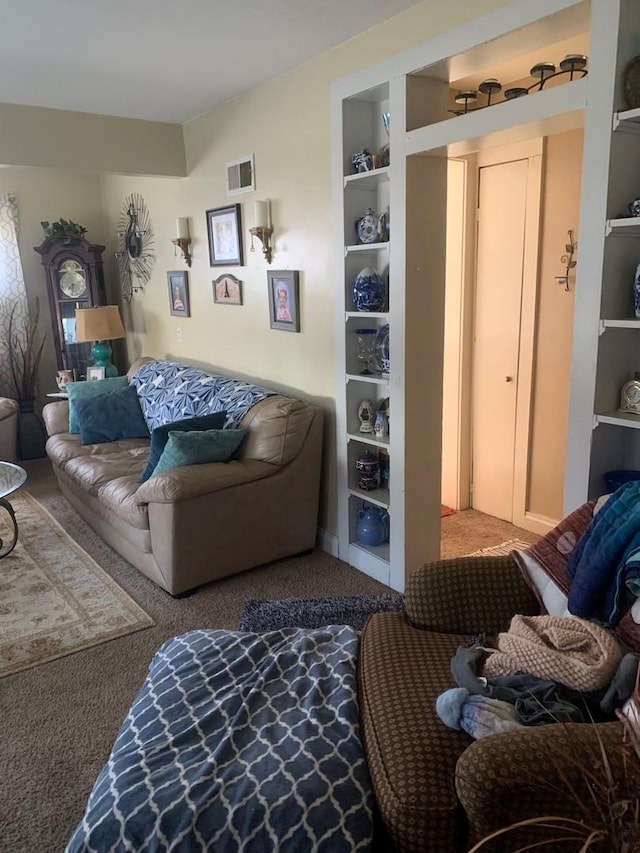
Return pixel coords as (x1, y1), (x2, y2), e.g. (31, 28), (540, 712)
(75, 384), (150, 445)
(138, 411), (228, 483)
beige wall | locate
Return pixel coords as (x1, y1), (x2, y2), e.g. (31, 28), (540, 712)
(528, 129), (583, 520)
(2, 0), (513, 533)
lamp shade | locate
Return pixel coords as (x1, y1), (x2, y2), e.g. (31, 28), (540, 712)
(75, 306), (126, 342)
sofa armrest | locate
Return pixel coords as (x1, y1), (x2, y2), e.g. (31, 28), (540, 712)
(405, 556), (539, 635)
(42, 401), (69, 437)
(455, 721), (626, 849)
(134, 458), (275, 504)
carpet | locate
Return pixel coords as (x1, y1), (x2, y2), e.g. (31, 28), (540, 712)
(238, 592), (405, 632)
(0, 490), (154, 678)
(468, 538), (532, 556)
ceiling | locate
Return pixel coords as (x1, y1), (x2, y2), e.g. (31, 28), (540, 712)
(0, 0), (422, 124)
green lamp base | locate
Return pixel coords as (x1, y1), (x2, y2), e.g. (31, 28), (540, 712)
(91, 340), (118, 378)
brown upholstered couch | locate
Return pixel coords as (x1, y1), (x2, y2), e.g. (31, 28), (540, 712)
(358, 555), (630, 852)
(42, 357), (323, 596)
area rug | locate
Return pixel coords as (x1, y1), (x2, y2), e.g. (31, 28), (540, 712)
(0, 491), (154, 678)
(238, 592), (405, 632)
(441, 505), (456, 517)
(468, 538), (532, 556)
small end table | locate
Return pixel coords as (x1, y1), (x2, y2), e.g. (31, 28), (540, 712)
(0, 461), (27, 557)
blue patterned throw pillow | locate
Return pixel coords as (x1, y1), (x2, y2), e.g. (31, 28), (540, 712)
(152, 428), (247, 477)
(75, 384), (150, 445)
(139, 411), (228, 483)
(67, 376), (129, 434)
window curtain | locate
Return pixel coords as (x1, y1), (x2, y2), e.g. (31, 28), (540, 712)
(0, 194), (29, 398)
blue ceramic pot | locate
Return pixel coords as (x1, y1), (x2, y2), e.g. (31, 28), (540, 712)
(375, 324), (390, 378)
(356, 504), (390, 547)
(352, 267), (386, 312)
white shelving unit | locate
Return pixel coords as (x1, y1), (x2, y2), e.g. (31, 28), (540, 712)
(333, 0), (633, 591)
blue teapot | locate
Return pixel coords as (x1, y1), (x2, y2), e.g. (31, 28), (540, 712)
(356, 504), (390, 547)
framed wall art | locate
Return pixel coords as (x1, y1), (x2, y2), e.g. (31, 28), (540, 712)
(206, 203), (244, 266)
(87, 365), (106, 381)
(268, 270), (300, 332)
(167, 270), (190, 317)
(213, 274), (243, 305)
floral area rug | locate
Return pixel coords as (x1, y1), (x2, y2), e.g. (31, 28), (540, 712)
(468, 538), (532, 556)
(0, 491), (154, 678)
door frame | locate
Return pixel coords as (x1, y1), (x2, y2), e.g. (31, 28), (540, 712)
(471, 139), (547, 532)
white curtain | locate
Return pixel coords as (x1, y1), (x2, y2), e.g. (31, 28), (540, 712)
(0, 194), (29, 398)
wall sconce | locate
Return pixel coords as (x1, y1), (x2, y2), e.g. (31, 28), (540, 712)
(171, 217), (192, 267)
(249, 200), (273, 264)
(556, 229), (578, 292)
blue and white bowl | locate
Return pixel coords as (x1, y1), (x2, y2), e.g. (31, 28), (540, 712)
(352, 267), (386, 312)
(375, 324), (390, 378)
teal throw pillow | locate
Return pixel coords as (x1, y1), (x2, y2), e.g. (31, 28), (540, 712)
(152, 428), (247, 477)
(139, 411), (228, 484)
(67, 376), (129, 433)
(75, 384), (150, 445)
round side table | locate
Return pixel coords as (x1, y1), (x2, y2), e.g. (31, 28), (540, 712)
(0, 461), (27, 558)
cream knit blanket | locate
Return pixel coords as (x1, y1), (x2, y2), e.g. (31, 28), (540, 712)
(483, 615), (623, 691)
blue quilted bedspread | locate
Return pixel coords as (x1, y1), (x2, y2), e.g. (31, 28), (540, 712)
(66, 627), (372, 852)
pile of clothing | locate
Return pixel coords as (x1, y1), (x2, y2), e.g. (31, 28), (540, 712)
(437, 614), (639, 739)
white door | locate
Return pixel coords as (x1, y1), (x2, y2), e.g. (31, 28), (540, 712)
(472, 146), (541, 522)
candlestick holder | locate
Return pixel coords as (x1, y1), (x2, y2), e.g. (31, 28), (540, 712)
(249, 226), (274, 264)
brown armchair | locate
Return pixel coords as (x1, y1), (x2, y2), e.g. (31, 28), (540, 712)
(358, 555), (630, 852)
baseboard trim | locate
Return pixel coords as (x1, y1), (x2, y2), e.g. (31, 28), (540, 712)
(316, 528), (339, 557)
(522, 511), (558, 535)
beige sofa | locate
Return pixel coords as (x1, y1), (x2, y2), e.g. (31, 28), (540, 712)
(0, 397), (19, 462)
(42, 357), (323, 595)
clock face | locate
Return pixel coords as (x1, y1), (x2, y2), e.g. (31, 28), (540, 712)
(58, 260), (87, 298)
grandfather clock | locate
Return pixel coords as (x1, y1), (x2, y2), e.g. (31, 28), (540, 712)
(34, 236), (107, 381)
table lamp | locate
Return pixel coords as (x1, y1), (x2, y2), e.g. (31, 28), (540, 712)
(75, 306), (126, 378)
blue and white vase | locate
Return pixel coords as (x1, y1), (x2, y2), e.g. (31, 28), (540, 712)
(352, 267), (386, 312)
(635, 264), (640, 319)
(375, 324), (390, 378)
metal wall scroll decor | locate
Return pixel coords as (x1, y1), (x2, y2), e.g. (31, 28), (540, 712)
(451, 54), (588, 116)
(558, 229), (578, 292)
(115, 193), (155, 301)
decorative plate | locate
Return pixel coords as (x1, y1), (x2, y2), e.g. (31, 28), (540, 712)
(623, 56), (640, 109)
(356, 209), (378, 244)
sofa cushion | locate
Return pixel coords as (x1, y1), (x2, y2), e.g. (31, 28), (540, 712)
(97, 476), (150, 530)
(75, 385), (150, 445)
(139, 411), (228, 483)
(62, 440), (150, 494)
(152, 429), (247, 477)
(67, 376), (128, 433)
(358, 612), (469, 853)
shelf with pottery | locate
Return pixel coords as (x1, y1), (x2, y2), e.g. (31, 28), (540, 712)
(347, 484), (390, 509)
(613, 107), (640, 134)
(343, 167), (390, 189)
(345, 311), (388, 320)
(344, 242), (390, 255)
(599, 319), (640, 333)
(605, 218), (640, 236)
(346, 431), (389, 448)
(594, 411), (640, 429)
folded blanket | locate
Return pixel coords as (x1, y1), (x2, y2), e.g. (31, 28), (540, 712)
(567, 480), (640, 625)
(483, 614), (622, 691)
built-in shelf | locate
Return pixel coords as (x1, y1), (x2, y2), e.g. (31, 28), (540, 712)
(345, 242), (389, 255)
(405, 76), (586, 158)
(349, 540), (390, 567)
(595, 411), (640, 429)
(347, 431), (390, 448)
(344, 167), (390, 188)
(346, 311), (389, 320)
(347, 486), (390, 508)
(599, 319), (640, 333)
(605, 217), (640, 235)
(613, 107), (640, 134)
(346, 372), (389, 385)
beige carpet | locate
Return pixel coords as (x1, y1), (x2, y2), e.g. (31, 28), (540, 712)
(0, 491), (153, 678)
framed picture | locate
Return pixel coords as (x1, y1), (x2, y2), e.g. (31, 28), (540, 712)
(87, 366), (106, 381)
(213, 274), (243, 305)
(268, 270), (300, 332)
(206, 203), (244, 266)
(167, 271), (190, 317)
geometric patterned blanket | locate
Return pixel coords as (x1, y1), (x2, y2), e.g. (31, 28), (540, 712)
(66, 627), (373, 852)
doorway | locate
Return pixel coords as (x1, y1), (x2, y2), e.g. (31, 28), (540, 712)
(471, 141), (542, 525)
